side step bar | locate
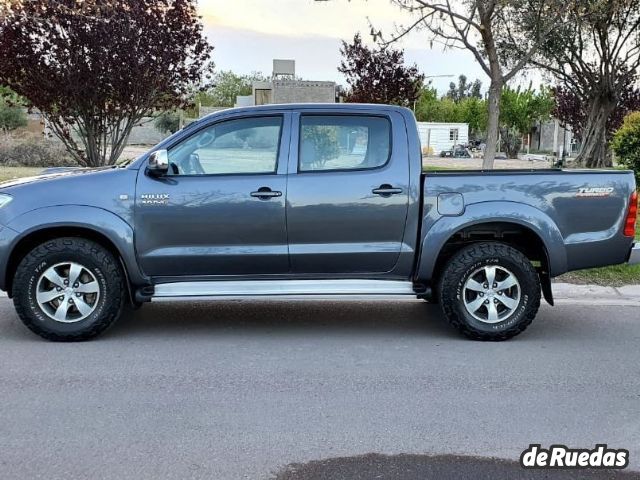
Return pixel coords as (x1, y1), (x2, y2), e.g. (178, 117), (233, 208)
(148, 279), (421, 302)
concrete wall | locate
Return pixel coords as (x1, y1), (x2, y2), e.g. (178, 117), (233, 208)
(530, 119), (574, 155)
(44, 116), (168, 146)
(126, 118), (167, 145)
(199, 106), (227, 118)
(272, 80), (336, 104)
(416, 122), (469, 155)
(234, 95), (254, 108)
(235, 79), (337, 106)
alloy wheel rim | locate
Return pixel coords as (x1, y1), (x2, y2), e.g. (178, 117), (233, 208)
(462, 265), (521, 324)
(35, 262), (100, 323)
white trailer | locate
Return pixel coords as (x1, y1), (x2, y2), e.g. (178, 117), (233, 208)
(416, 122), (469, 155)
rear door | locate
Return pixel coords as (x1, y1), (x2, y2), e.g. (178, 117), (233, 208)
(285, 111), (410, 274)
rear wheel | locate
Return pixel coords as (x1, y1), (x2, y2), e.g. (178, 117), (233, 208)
(438, 242), (541, 341)
(12, 237), (125, 341)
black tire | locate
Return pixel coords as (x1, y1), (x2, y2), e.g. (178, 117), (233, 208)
(12, 237), (125, 341)
(438, 242), (541, 341)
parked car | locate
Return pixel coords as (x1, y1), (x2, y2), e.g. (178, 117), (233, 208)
(440, 144), (471, 158)
(0, 104), (637, 341)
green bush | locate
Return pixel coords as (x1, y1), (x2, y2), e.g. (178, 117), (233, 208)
(500, 127), (523, 159)
(0, 135), (77, 167)
(612, 111), (640, 184)
(0, 98), (27, 131)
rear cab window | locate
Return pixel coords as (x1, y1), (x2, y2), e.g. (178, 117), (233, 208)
(299, 115), (391, 172)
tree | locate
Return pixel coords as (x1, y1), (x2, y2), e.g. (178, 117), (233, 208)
(416, 87), (460, 122)
(302, 126), (340, 169)
(459, 97), (488, 140)
(552, 82), (640, 147)
(612, 112), (640, 185)
(499, 85), (553, 158)
(379, 0), (565, 168)
(416, 87), (488, 140)
(446, 75), (482, 102)
(518, 0), (640, 167)
(338, 33), (424, 107)
(0, 86), (27, 132)
(0, 0), (213, 167)
(198, 71), (267, 108)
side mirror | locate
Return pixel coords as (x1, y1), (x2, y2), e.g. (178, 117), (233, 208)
(147, 150), (169, 176)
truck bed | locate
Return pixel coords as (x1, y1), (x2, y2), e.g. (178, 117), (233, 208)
(419, 168), (636, 277)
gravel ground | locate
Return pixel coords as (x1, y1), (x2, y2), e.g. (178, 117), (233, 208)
(423, 155), (555, 170)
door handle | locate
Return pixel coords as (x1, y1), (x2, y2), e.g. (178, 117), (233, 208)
(250, 187), (282, 200)
(372, 184), (403, 197)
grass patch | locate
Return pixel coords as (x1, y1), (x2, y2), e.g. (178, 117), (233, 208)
(558, 213), (639, 286)
(0, 166), (45, 183)
(557, 263), (640, 287)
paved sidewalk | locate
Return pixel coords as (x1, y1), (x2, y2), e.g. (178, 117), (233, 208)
(553, 282), (640, 305)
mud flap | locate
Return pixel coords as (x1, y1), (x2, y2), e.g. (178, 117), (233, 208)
(539, 271), (554, 306)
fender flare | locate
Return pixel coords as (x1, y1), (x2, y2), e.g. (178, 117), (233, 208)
(3, 205), (147, 288)
(415, 201), (567, 282)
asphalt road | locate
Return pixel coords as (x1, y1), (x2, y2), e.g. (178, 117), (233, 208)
(1, 297), (639, 479)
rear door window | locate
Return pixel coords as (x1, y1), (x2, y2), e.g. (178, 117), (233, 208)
(299, 115), (391, 172)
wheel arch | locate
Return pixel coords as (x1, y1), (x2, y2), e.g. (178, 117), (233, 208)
(3, 206), (147, 301)
(416, 203), (567, 305)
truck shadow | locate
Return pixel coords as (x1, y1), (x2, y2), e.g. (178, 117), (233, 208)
(109, 299), (461, 340)
(271, 452), (637, 480)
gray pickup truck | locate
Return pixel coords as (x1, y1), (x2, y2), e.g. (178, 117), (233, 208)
(0, 104), (637, 341)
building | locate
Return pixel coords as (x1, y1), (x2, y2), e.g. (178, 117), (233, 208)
(235, 59), (336, 107)
(528, 119), (574, 156)
(416, 121), (469, 155)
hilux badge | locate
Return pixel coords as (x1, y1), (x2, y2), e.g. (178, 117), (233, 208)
(140, 193), (170, 205)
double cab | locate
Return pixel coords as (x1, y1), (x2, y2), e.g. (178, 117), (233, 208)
(0, 104), (637, 341)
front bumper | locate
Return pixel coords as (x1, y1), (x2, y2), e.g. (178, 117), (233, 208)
(629, 244), (640, 265)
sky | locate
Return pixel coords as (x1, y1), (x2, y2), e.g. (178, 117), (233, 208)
(198, 0), (495, 95)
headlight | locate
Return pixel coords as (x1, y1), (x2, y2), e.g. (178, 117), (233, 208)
(0, 194), (13, 208)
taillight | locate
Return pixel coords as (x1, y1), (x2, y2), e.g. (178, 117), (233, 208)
(624, 191), (638, 237)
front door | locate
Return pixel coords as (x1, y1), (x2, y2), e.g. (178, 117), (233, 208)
(135, 114), (290, 277)
(286, 112), (410, 274)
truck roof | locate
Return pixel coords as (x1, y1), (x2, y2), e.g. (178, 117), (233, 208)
(200, 103), (413, 122)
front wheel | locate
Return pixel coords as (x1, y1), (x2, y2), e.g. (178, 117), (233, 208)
(438, 242), (541, 341)
(12, 237), (125, 341)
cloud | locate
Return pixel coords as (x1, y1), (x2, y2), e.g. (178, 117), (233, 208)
(200, 0), (421, 46)
(199, 0), (540, 94)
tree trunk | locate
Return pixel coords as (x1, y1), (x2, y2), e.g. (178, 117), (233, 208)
(483, 78), (503, 169)
(575, 95), (616, 168)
